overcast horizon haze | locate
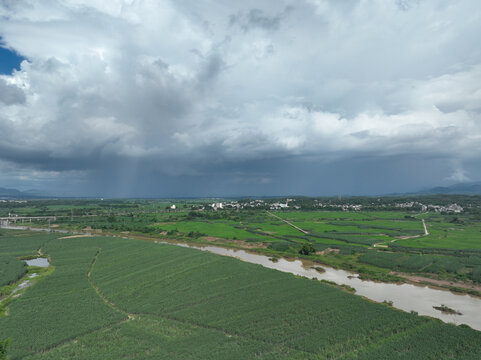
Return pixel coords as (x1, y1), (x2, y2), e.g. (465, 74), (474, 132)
(1, 0), (481, 197)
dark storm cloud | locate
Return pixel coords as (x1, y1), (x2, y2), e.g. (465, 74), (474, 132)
(65, 153), (460, 198)
(0, 0), (481, 196)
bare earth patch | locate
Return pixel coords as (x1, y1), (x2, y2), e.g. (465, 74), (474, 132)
(58, 234), (93, 239)
(202, 236), (267, 248)
(316, 248), (341, 255)
(236, 240), (267, 249)
(204, 236), (223, 242)
(392, 272), (481, 293)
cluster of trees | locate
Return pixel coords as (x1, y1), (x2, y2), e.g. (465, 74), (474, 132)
(0, 338), (10, 360)
(299, 243), (316, 255)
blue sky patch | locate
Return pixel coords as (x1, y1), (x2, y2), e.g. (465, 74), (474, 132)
(0, 42), (25, 75)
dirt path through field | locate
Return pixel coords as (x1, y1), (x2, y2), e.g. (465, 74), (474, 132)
(372, 218), (428, 248)
(266, 211), (309, 234)
(422, 218), (429, 235)
(87, 248), (133, 318)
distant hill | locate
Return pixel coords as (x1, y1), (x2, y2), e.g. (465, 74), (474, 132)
(0, 187), (50, 198)
(417, 182), (481, 195)
(22, 189), (51, 197)
(0, 187), (23, 197)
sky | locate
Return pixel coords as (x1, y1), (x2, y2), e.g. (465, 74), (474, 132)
(0, 0), (481, 197)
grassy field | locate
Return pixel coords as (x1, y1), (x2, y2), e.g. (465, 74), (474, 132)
(396, 213), (481, 249)
(1, 230), (481, 359)
(4, 200), (480, 285)
(147, 210), (427, 248)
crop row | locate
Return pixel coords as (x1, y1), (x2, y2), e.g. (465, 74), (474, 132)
(2, 232), (481, 359)
(0, 256), (26, 287)
(91, 241), (481, 358)
(0, 236), (126, 358)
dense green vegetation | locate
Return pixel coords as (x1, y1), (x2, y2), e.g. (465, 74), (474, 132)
(1, 230), (481, 359)
(359, 251), (481, 282)
(0, 231), (60, 299)
(2, 195), (481, 295)
(0, 256), (25, 287)
(0, 232), (125, 358)
(0, 339), (10, 360)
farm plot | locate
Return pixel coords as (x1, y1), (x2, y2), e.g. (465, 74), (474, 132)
(0, 231), (59, 290)
(397, 221), (481, 249)
(0, 231), (58, 257)
(152, 220), (278, 242)
(0, 235), (126, 359)
(358, 250), (481, 282)
(268, 211), (425, 247)
(1, 232), (481, 359)
(0, 256), (26, 287)
(88, 240), (481, 359)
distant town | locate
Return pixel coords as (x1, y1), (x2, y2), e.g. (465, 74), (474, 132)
(0, 196), (470, 214)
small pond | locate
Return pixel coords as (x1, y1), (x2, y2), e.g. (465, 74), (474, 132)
(24, 258), (50, 267)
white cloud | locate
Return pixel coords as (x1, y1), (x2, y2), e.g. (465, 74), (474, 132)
(0, 0), (480, 189)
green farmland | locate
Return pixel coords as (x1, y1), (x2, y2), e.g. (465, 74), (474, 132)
(3, 196), (481, 288)
(396, 212), (481, 249)
(1, 230), (481, 359)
